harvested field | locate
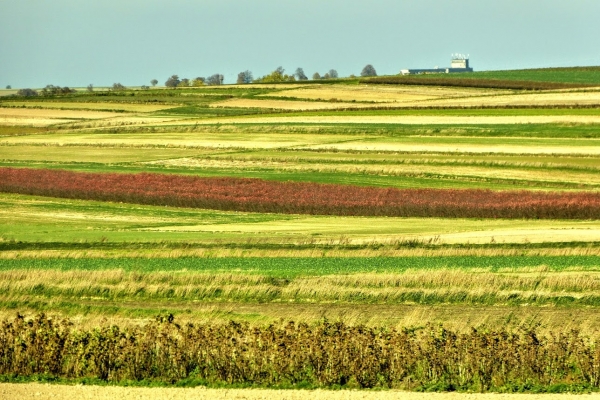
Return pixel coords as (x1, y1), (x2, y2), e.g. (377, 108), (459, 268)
(5, 383), (598, 400)
(264, 84), (506, 103)
(416, 89), (600, 108)
(0, 107), (123, 126)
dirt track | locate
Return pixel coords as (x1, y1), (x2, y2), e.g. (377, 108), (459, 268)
(2, 383), (599, 400)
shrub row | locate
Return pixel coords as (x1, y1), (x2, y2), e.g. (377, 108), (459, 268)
(2, 314), (600, 391)
(0, 167), (599, 219)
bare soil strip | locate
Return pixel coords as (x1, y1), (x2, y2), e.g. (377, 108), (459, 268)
(1, 383), (597, 400)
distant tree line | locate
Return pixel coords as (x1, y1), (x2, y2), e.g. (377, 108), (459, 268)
(9, 64), (378, 94)
(178, 64), (375, 85)
(15, 84), (77, 97)
(164, 74), (223, 87)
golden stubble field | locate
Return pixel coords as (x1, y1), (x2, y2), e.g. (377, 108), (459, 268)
(0, 107), (122, 126)
(3, 383), (600, 400)
(262, 84), (507, 103)
(0, 107), (181, 127)
(211, 84), (600, 109)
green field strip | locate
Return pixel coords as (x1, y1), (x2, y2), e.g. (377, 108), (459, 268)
(379, 67), (600, 85)
(3, 257), (600, 308)
(0, 160), (596, 191)
(5, 141), (593, 174)
(0, 145), (231, 163)
(0, 193), (599, 245)
(2, 127), (598, 153)
(91, 122), (600, 140)
(0, 131), (361, 149)
(1, 256), (598, 275)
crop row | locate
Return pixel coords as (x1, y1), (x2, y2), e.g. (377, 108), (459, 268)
(2, 314), (600, 391)
(1, 168), (599, 219)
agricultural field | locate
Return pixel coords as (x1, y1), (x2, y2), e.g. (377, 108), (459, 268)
(1, 67), (600, 393)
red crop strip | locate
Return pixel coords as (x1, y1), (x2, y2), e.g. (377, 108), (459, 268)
(0, 167), (598, 219)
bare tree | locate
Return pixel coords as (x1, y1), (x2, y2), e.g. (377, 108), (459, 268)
(237, 70), (253, 84)
(328, 69), (339, 78)
(165, 75), (180, 88)
(312, 72), (321, 80)
(361, 64), (377, 77)
(150, 79), (158, 87)
(86, 84), (94, 92)
(295, 68), (308, 81)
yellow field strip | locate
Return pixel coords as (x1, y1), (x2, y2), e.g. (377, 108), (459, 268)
(262, 84), (506, 103)
(193, 115), (600, 125)
(0, 107), (123, 120)
(2, 246), (598, 260)
(304, 141), (600, 155)
(0, 108), (182, 127)
(143, 158), (600, 186)
(416, 90), (600, 108)
(1, 101), (179, 112)
(1, 383), (598, 400)
(211, 98), (370, 110)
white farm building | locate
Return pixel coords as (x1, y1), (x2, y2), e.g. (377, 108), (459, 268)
(400, 54), (473, 75)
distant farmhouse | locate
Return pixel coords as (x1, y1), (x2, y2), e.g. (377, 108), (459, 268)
(400, 54), (473, 75)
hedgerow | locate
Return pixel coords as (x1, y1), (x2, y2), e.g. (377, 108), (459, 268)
(2, 314), (600, 391)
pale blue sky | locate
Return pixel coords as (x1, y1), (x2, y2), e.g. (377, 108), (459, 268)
(2, 0), (600, 88)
